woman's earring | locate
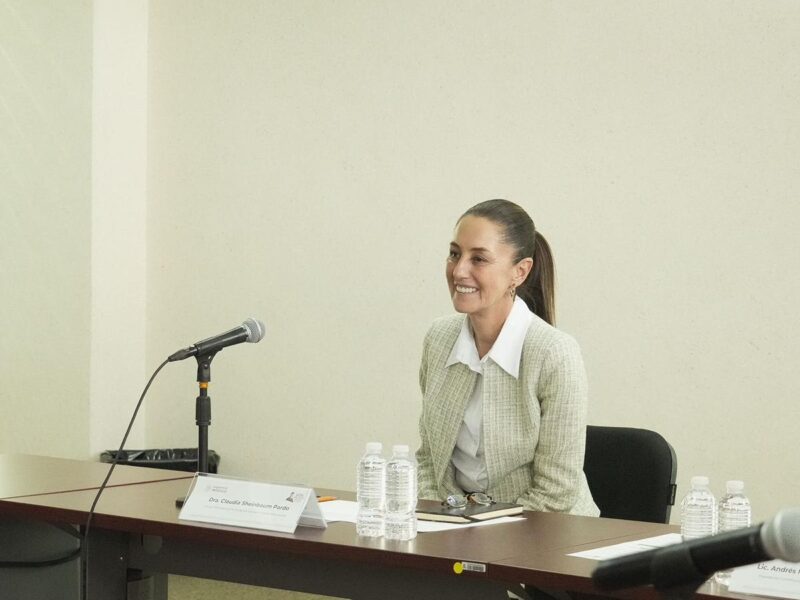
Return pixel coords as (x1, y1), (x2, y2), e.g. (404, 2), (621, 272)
(509, 285), (516, 299)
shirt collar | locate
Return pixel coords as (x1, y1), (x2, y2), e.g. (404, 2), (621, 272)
(445, 297), (534, 378)
(488, 296), (534, 378)
(445, 317), (482, 373)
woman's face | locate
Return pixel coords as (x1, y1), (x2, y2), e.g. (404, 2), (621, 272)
(446, 215), (530, 320)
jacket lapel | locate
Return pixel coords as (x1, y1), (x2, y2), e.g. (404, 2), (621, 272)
(426, 363), (477, 488)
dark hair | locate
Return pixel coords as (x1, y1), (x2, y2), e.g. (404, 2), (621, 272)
(460, 199), (556, 325)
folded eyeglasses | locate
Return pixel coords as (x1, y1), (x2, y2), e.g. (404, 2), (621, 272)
(442, 492), (495, 509)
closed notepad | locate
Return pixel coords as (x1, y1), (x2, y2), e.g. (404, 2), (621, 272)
(415, 501), (523, 523)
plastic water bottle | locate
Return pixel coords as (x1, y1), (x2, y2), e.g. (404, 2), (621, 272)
(356, 442), (385, 537)
(384, 444), (417, 541)
(715, 480), (752, 586)
(680, 475), (717, 540)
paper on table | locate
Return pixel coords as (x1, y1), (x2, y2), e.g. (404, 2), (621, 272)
(318, 500), (358, 523)
(320, 500), (525, 532)
(568, 533), (683, 560)
(729, 560), (800, 600)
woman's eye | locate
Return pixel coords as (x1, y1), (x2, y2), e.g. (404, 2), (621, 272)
(448, 250), (459, 260)
(472, 256), (485, 263)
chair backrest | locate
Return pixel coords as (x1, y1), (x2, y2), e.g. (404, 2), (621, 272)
(583, 425), (677, 524)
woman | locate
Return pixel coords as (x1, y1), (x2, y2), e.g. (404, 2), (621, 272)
(416, 199), (599, 516)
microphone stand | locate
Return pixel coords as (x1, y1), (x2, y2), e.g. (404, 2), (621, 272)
(175, 350), (217, 508)
(195, 350), (217, 474)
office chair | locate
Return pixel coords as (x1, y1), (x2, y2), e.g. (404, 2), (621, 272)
(583, 425), (677, 524)
(522, 426), (679, 600)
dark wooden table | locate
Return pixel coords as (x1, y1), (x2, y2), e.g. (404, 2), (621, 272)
(0, 454), (755, 600)
(0, 453), (193, 499)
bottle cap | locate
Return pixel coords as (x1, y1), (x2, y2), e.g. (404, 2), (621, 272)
(691, 475), (709, 487)
(392, 444), (410, 455)
(365, 442), (383, 454)
(726, 480), (744, 493)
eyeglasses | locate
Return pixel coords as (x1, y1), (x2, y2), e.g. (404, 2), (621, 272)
(442, 492), (494, 509)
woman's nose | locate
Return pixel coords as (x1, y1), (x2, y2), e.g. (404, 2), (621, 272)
(452, 257), (469, 279)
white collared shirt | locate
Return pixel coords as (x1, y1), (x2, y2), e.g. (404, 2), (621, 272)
(445, 296), (534, 492)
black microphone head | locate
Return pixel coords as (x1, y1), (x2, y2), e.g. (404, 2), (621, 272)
(243, 318), (266, 343)
(761, 507), (800, 562)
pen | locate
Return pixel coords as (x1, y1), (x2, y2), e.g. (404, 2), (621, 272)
(317, 496), (337, 502)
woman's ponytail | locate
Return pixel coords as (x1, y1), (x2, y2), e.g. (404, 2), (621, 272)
(516, 231), (555, 325)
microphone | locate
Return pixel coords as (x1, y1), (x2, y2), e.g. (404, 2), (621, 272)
(592, 507), (800, 591)
(167, 318), (266, 362)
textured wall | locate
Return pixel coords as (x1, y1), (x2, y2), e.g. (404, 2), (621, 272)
(145, 1), (800, 522)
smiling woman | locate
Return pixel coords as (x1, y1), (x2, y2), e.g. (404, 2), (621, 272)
(416, 199), (599, 516)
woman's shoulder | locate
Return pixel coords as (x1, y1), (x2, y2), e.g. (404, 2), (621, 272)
(519, 317), (586, 388)
(522, 313), (582, 358)
(420, 314), (465, 372)
(424, 313), (465, 347)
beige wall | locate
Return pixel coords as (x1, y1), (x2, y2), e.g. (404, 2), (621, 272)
(145, 1), (800, 522)
(89, 0), (148, 457)
(0, 1), (92, 457)
(2, 1), (799, 526)
(0, 0), (147, 458)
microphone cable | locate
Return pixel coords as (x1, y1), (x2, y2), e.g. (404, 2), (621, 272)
(81, 358), (169, 600)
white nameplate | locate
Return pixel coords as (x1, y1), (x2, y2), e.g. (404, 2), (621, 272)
(729, 560), (800, 600)
(179, 473), (327, 533)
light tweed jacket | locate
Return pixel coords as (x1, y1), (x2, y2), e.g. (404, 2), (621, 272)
(416, 313), (600, 517)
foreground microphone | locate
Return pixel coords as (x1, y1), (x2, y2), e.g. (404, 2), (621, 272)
(168, 318), (266, 362)
(592, 507), (800, 591)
